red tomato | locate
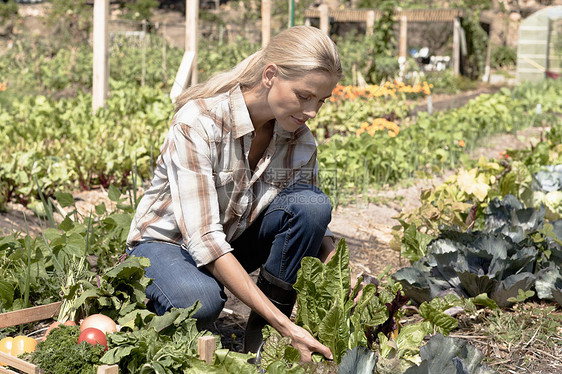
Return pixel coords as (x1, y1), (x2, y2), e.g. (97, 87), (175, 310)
(78, 327), (108, 351)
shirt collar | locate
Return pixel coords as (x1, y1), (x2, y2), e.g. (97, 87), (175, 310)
(229, 84), (255, 139)
(274, 121), (295, 139)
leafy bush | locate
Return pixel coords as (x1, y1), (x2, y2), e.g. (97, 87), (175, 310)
(424, 70), (479, 95)
(0, 0), (17, 22)
(369, 56), (400, 83)
(490, 44), (517, 69)
(116, 0), (159, 21)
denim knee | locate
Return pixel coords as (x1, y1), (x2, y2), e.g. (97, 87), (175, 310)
(284, 184), (332, 229)
(128, 241), (227, 329)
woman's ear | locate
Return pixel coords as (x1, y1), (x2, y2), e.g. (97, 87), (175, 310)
(263, 64), (278, 88)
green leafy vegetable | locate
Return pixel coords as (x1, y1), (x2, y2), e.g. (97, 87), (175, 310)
(29, 325), (104, 374)
(402, 334), (495, 374)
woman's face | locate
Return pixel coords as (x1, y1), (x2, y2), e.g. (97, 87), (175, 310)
(266, 68), (338, 133)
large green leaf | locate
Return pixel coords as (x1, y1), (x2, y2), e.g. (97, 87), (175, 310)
(0, 279), (14, 309)
(402, 334), (495, 374)
(318, 302), (349, 362)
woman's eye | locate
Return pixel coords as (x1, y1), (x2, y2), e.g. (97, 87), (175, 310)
(297, 93), (310, 101)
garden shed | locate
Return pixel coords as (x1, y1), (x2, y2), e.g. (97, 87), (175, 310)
(517, 5), (562, 83)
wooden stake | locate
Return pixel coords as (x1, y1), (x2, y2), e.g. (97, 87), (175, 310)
(185, 0), (199, 85)
(261, 0), (271, 48)
(197, 336), (216, 364)
(399, 15), (408, 59)
(453, 17), (461, 75)
(319, 4), (329, 35)
(92, 0), (109, 113)
(97, 365), (119, 374)
(366, 11), (375, 36)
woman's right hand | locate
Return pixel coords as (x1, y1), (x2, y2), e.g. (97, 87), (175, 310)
(206, 254), (332, 361)
(282, 322), (333, 362)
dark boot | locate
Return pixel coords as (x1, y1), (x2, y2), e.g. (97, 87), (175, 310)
(243, 266), (297, 354)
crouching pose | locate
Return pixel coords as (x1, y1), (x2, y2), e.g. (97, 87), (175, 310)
(126, 25), (342, 361)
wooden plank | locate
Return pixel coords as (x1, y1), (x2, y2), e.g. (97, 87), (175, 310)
(0, 352), (118, 374)
(0, 302), (62, 329)
(0, 352), (44, 374)
(97, 365), (119, 374)
(185, 0), (199, 85)
(0, 366), (20, 374)
(169, 50), (195, 103)
(197, 336), (216, 364)
(92, 0), (109, 113)
(303, 8), (465, 23)
(261, 0), (271, 48)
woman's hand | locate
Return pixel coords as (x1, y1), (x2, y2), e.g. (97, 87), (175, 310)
(281, 323), (333, 362)
(206, 253), (332, 362)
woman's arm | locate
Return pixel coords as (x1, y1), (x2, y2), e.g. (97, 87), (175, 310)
(205, 253), (333, 361)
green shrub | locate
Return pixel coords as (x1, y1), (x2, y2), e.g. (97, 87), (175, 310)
(0, 0), (17, 22)
(370, 56), (400, 82)
(491, 45), (517, 69)
(425, 70), (479, 95)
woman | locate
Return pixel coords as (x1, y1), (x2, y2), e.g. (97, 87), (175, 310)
(126, 25), (342, 361)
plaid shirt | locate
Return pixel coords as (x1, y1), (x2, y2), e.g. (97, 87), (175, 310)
(127, 85), (331, 267)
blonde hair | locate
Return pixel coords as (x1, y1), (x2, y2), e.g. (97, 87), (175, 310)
(174, 26), (342, 111)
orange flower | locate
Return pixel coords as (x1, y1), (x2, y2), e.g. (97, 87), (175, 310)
(0, 82), (6, 92)
(458, 140), (465, 147)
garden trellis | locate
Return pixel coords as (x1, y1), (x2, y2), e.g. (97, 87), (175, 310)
(303, 8), (467, 76)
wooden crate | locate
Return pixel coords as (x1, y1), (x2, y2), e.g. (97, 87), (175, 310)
(0, 304), (216, 373)
(0, 302), (119, 374)
(0, 351), (118, 374)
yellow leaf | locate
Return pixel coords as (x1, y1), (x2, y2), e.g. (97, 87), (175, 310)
(457, 169), (490, 201)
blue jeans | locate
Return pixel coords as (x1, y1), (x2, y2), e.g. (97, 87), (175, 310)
(127, 183), (332, 328)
